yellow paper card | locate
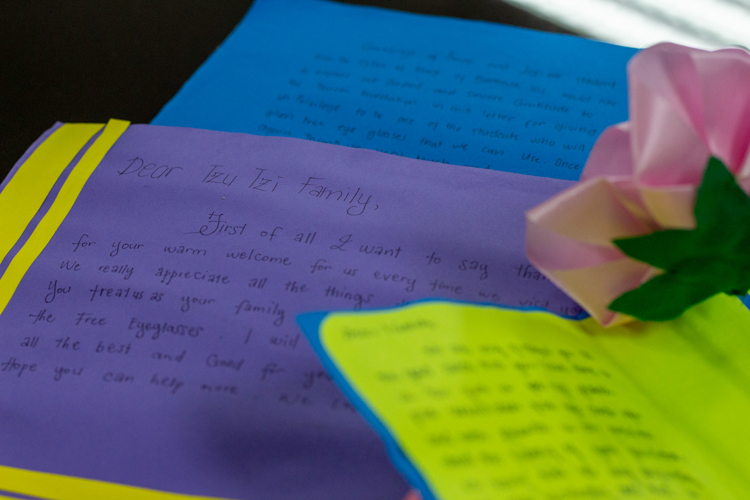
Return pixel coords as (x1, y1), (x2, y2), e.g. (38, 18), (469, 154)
(0, 123), (102, 266)
(0, 119), (128, 316)
(0, 464), (232, 500)
(317, 295), (750, 499)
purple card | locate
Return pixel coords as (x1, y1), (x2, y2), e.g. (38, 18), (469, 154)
(0, 124), (578, 499)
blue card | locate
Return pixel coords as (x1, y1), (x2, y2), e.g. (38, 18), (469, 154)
(154, 0), (638, 180)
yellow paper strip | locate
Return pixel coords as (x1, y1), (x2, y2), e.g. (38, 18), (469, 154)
(0, 123), (103, 266)
(0, 465), (234, 500)
(319, 296), (750, 499)
(0, 119), (129, 316)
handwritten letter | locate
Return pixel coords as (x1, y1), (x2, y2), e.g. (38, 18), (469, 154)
(154, 0), (637, 180)
(314, 299), (750, 499)
(0, 124), (579, 499)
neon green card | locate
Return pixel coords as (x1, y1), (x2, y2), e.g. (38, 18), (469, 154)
(298, 295), (750, 499)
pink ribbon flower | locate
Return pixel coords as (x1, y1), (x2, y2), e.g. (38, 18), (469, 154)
(526, 42), (750, 327)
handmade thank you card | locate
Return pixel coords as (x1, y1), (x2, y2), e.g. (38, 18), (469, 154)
(299, 298), (750, 500)
(0, 120), (579, 499)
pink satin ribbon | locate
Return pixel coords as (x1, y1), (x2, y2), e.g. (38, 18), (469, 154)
(526, 43), (750, 326)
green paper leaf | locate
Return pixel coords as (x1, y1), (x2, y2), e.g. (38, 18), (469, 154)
(609, 157), (750, 321)
(609, 273), (720, 321)
(614, 229), (699, 270)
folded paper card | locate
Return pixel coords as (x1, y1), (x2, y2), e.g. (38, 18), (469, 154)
(154, 0), (637, 181)
(298, 296), (750, 500)
(0, 121), (580, 499)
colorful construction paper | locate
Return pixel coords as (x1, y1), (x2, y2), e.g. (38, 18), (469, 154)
(0, 123), (580, 499)
(299, 295), (750, 500)
(0, 464), (224, 500)
(0, 123), (102, 267)
(153, 0), (637, 181)
(0, 120), (129, 316)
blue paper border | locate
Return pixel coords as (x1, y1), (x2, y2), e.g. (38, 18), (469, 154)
(296, 299), (587, 500)
(297, 310), (439, 500)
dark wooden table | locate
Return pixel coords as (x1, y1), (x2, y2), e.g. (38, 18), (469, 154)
(0, 0), (573, 181)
